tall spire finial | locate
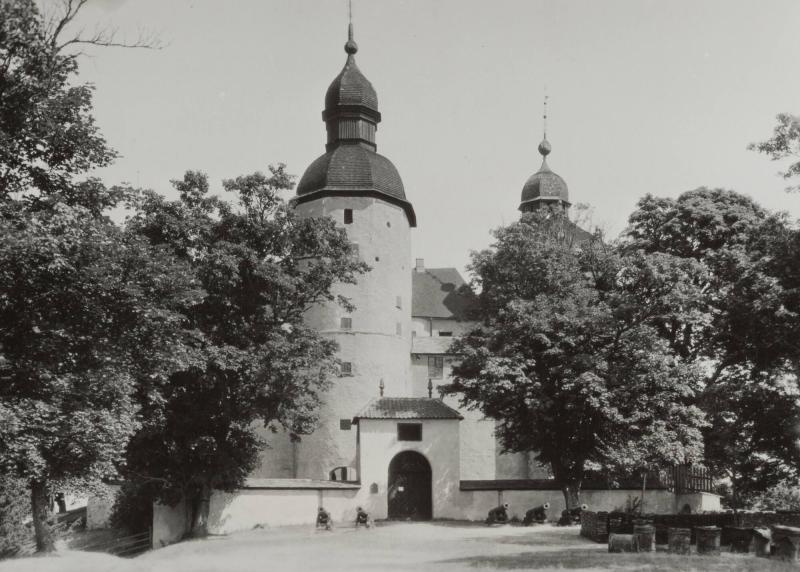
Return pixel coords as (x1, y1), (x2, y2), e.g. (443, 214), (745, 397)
(543, 90), (548, 139)
(538, 89), (551, 158)
(345, 0), (358, 55)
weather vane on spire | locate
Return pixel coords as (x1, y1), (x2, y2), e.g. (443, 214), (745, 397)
(543, 89), (548, 139)
(345, 0), (358, 55)
(539, 89), (552, 158)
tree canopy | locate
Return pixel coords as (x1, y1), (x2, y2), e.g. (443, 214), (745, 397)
(121, 167), (368, 536)
(749, 113), (800, 193)
(442, 212), (707, 507)
(625, 187), (800, 508)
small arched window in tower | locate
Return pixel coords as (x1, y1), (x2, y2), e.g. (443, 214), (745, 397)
(386, 221), (391, 228)
(344, 209), (353, 224)
(396, 322), (402, 336)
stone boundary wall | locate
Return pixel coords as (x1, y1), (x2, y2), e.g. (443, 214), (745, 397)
(580, 510), (800, 545)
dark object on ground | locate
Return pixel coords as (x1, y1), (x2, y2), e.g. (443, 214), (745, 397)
(355, 507), (372, 529)
(485, 503), (510, 525)
(558, 504), (587, 526)
(695, 526), (721, 555)
(633, 523), (655, 553)
(608, 533), (638, 553)
(772, 525), (800, 562)
(724, 526), (755, 553)
(316, 507), (332, 531)
(522, 503), (550, 525)
(668, 527), (691, 555)
(753, 527), (771, 557)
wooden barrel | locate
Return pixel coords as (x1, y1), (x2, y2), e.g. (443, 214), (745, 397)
(608, 533), (639, 553)
(633, 524), (655, 553)
(668, 527), (691, 555)
(695, 526), (721, 555)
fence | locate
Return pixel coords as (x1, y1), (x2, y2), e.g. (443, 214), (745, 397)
(71, 528), (152, 557)
(658, 465), (715, 494)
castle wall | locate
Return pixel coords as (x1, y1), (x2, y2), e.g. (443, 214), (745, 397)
(256, 195), (412, 481)
(409, 354), (495, 480)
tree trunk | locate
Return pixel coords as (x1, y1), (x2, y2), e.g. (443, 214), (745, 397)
(641, 470), (647, 514)
(188, 483), (211, 538)
(31, 480), (55, 553)
(561, 481), (582, 510)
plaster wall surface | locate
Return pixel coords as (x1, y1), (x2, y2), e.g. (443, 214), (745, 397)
(257, 196), (412, 480)
(410, 356), (495, 480)
(411, 318), (472, 337)
(358, 418), (461, 520)
(207, 488), (359, 534)
(86, 485), (119, 530)
(153, 499), (186, 548)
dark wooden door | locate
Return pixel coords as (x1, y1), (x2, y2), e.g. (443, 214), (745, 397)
(387, 451), (432, 520)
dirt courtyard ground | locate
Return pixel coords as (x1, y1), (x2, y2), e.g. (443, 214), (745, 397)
(5, 522), (799, 572)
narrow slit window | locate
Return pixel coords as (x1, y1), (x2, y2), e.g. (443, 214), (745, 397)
(396, 296), (402, 309)
(344, 209), (353, 224)
(341, 317), (352, 330)
(438, 331), (453, 337)
(396, 322), (402, 335)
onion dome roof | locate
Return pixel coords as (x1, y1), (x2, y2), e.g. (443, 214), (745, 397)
(297, 144), (405, 200)
(519, 138), (570, 209)
(294, 22), (416, 227)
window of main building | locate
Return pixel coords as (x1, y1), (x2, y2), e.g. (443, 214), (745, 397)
(397, 423), (422, 441)
(428, 356), (443, 379)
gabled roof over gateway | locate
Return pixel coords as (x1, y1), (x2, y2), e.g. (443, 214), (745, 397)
(354, 398), (463, 421)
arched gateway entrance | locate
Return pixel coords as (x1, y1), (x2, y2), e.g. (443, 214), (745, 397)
(387, 451), (432, 520)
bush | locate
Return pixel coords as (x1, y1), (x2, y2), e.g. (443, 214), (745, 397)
(755, 481), (800, 511)
(109, 482), (154, 534)
(0, 475), (33, 558)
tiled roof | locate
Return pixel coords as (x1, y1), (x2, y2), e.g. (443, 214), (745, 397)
(325, 55), (378, 112)
(520, 158), (569, 204)
(354, 397), (463, 421)
(297, 143), (406, 201)
(411, 267), (477, 319)
(411, 336), (458, 355)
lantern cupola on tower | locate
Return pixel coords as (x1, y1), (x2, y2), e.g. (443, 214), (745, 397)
(519, 97), (570, 213)
(296, 21), (416, 226)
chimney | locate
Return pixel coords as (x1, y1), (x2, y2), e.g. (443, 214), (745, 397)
(415, 258), (425, 273)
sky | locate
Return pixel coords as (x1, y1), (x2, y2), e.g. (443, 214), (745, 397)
(63, 0), (800, 275)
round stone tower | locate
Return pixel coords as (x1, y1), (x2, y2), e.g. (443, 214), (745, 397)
(289, 23), (416, 480)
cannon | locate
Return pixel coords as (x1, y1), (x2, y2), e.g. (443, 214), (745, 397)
(557, 504), (588, 526)
(485, 503), (510, 525)
(522, 502), (550, 525)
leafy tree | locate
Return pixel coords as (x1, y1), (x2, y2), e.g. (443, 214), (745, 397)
(0, 203), (200, 551)
(0, 475), (32, 558)
(749, 113), (800, 192)
(122, 167), (368, 537)
(625, 188), (800, 507)
(441, 213), (707, 508)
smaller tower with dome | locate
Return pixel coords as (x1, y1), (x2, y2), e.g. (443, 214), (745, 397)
(519, 99), (571, 213)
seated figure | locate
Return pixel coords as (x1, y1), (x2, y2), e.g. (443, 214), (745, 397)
(355, 506), (372, 529)
(485, 503), (510, 525)
(316, 507), (332, 530)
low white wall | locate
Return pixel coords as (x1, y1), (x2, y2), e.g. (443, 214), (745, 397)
(86, 485), (119, 530)
(153, 498), (186, 548)
(152, 485), (722, 547)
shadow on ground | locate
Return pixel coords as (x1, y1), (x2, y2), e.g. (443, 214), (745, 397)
(436, 549), (799, 572)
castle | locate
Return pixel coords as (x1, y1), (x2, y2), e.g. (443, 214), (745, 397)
(149, 23), (720, 543)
